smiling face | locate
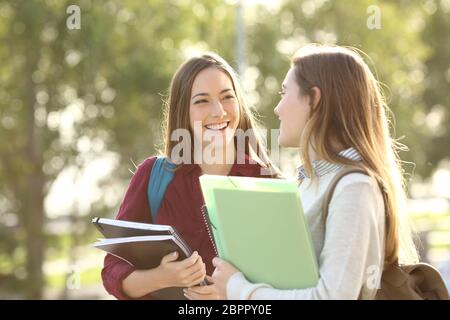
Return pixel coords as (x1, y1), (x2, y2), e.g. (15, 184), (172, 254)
(274, 68), (312, 148)
(189, 67), (240, 151)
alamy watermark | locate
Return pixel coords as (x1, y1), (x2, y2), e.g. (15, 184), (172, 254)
(367, 5), (382, 30)
(66, 5), (81, 30)
(366, 264), (382, 290)
(66, 264), (81, 290)
(168, 121), (280, 175)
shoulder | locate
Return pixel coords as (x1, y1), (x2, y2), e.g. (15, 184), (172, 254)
(334, 172), (375, 192)
(330, 171), (384, 216)
(130, 156), (159, 180)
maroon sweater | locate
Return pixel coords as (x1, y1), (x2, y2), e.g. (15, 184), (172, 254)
(101, 155), (271, 299)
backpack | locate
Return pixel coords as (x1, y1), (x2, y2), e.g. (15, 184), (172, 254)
(322, 166), (450, 300)
(146, 156), (176, 222)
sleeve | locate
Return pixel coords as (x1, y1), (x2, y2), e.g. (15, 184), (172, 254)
(100, 157), (157, 300)
(226, 174), (384, 300)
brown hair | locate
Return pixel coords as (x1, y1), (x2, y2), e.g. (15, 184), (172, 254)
(292, 44), (418, 265)
(162, 52), (277, 174)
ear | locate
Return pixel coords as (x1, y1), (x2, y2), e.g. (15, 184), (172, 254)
(309, 86), (321, 110)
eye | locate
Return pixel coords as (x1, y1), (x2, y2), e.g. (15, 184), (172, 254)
(223, 94), (235, 100)
(194, 99), (208, 104)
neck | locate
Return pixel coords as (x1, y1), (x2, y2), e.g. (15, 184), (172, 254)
(199, 162), (234, 175)
(299, 140), (346, 163)
(197, 144), (236, 175)
(299, 144), (319, 162)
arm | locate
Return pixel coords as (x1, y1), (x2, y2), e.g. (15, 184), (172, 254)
(122, 251), (206, 298)
(101, 157), (207, 299)
(226, 175), (385, 300)
(121, 268), (168, 299)
(101, 157), (155, 299)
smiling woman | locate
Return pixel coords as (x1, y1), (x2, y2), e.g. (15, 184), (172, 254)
(163, 53), (273, 170)
(189, 67), (240, 167)
(100, 52), (279, 300)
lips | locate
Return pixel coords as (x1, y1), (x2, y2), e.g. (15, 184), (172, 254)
(204, 121), (229, 131)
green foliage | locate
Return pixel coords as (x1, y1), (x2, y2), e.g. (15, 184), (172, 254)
(0, 0), (448, 298)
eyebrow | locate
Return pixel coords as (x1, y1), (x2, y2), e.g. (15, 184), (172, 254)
(191, 88), (233, 101)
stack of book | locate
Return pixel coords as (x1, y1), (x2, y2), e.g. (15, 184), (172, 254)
(92, 217), (196, 299)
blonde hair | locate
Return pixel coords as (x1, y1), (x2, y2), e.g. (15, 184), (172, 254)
(292, 44), (418, 265)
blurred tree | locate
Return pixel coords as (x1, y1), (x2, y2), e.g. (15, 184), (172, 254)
(246, 0), (433, 182)
(0, 0), (235, 298)
(0, 0), (448, 299)
(0, 0), (62, 299)
(421, 0), (450, 177)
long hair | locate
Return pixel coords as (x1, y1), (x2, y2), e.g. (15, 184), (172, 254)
(162, 52), (277, 174)
(292, 44), (418, 265)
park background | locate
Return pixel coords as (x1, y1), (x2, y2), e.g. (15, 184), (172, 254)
(1, 0), (449, 299)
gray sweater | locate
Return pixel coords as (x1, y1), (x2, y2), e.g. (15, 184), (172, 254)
(226, 169), (386, 300)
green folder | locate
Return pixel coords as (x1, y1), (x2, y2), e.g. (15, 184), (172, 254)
(199, 175), (319, 290)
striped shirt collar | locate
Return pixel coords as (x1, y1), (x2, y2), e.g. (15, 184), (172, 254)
(296, 147), (362, 180)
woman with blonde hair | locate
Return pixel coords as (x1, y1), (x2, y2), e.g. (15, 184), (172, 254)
(185, 45), (419, 300)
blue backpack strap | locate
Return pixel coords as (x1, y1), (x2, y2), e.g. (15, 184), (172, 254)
(147, 157), (176, 222)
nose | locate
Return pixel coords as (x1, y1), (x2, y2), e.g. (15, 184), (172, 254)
(211, 100), (226, 118)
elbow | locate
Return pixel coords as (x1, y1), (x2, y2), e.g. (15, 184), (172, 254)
(101, 262), (133, 300)
(100, 266), (118, 298)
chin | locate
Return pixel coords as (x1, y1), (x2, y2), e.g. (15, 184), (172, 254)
(278, 136), (297, 148)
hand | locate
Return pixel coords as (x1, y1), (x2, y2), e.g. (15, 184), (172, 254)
(183, 276), (224, 300)
(157, 251), (206, 288)
(210, 257), (240, 299)
(184, 257), (240, 300)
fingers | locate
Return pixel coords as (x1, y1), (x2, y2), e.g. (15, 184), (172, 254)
(171, 253), (205, 287)
(185, 268), (206, 286)
(212, 257), (223, 268)
(178, 251), (199, 268)
(184, 286), (219, 300)
(183, 259), (206, 287)
(164, 251), (199, 269)
(184, 290), (204, 300)
(206, 275), (215, 284)
(183, 255), (205, 276)
(161, 251), (178, 264)
(186, 284), (215, 295)
(186, 263), (205, 279)
(160, 250), (210, 288)
(187, 272), (207, 287)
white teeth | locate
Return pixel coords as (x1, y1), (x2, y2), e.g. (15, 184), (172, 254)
(205, 122), (228, 130)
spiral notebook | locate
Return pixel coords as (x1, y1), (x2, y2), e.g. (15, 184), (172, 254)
(92, 217), (203, 300)
(199, 175), (319, 290)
